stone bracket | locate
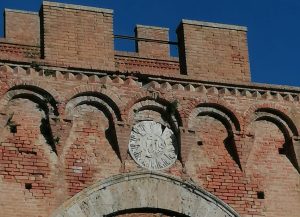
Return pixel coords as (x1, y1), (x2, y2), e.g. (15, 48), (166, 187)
(115, 121), (132, 164)
(232, 132), (255, 171)
(179, 127), (197, 167)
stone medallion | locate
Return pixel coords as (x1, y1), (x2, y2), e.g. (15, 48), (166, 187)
(128, 120), (177, 170)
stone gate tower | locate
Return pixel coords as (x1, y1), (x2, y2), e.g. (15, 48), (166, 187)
(0, 1), (299, 217)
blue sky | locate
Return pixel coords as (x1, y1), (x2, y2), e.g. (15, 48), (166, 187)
(0, 0), (299, 86)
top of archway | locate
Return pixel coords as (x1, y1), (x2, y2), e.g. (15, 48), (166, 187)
(52, 171), (240, 217)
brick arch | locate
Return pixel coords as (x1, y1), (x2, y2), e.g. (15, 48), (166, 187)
(51, 172), (240, 217)
(0, 84), (59, 116)
(66, 91), (122, 121)
(66, 96), (120, 123)
(66, 85), (122, 108)
(184, 98), (242, 130)
(123, 94), (183, 129)
(5, 80), (63, 102)
(1, 86), (60, 154)
(244, 103), (298, 137)
(0, 84), (59, 196)
(187, 101), (241, 132)
(64, 93), (122, 162)
(59, 102), (122, 165)
(121, 91), (149, 116)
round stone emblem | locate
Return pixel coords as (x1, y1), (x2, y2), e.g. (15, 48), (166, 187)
(128, 121), (177, 170)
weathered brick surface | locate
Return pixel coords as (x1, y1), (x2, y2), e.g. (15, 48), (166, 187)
(4, 9), (40, 46)
(0, 42), (40, 60)
(42, 1), (115, 70)
(0, 9), (40, 61)
(115, 51), (180, 76)
(177, 20), (250, 82)
(0, 1), (299, 217)
(63, 105), (120, 196)
(0, 64), (299, 217)
(135, 25), (170, 58)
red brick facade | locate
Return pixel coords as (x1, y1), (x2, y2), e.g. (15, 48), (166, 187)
(0, 1), (299, 217)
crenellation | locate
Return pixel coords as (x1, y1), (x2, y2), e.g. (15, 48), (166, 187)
(0, 1), (253, 83)
(135, 25), (170, 59)
(3, 9), (40, 46)
(0, 1), (299, 217)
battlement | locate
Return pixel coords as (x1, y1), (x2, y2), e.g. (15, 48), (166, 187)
(1, 2), (300, 217)
(0, 1), (250, 83)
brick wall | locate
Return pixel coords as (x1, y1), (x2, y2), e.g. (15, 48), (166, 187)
(4, 9), (40, 46)
(42, 1), (115, 70)
(135, 25), (170, 58)
(0, 64), (299, 217)
(177, 20), (251, 82)
(0, 2), (299, 217)
(0, 9), (40, 61)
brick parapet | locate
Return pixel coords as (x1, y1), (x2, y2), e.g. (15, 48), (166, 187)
(0, 1), (252, 83)
(3, 9), (40, 46)
(41, 1), (115, 71)
(0, 41), (40, 60)
(115, 51), (180, 75)
(177, 19), (251, 82)
(0, 2), (299, 217)
(135, 25), (170, 59)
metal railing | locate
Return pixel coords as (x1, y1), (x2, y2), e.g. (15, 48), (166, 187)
(114, 34), (178, 45)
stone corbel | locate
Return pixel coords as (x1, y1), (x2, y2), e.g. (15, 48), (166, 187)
(115, 121), (132, 171)
(179, 127), (197, 170)
(48, 114), (73, 155)
(232, 131), (255, 171)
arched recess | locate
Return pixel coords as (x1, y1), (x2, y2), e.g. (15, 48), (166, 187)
(64, 85), (123, 116)
(127, 96), (183, 132)
(1, 85), (59, 115)
(1, 85), (59, 153)
(66, 91), (122, 160)
(66, 92), (122, 122)
(61, 92), (123, 195)
(0, 84), (59, 200)
(188, 103), (242, 169)
(51, 172), (240, 217)
(249, 107), (300, 172)
(188, 103), (240, 132)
